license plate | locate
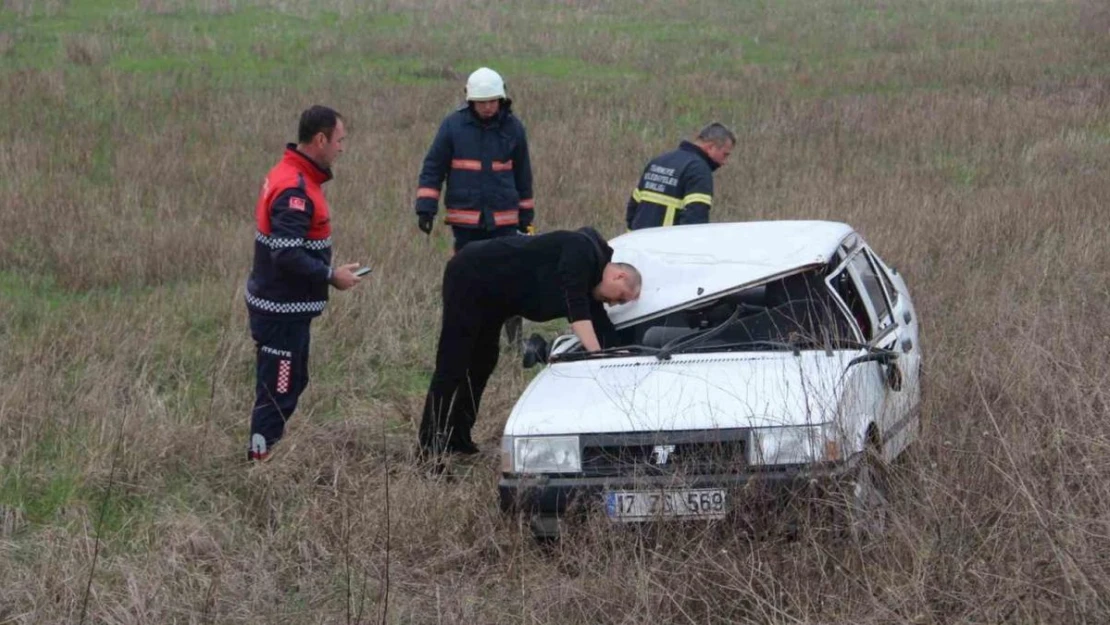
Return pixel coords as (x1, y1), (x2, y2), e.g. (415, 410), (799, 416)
(604, 488), (727, 522)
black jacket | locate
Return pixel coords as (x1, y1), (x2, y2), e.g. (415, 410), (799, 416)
(448, 228), (617, 345)
(415, 103), (535, 231)
(626, 140), (718, 230)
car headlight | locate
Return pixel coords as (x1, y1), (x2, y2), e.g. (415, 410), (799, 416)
(750, 423), (838, 465)
(501, 436), (581, 474)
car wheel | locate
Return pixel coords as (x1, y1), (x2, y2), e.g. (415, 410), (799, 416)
(846, 447), (890, 541)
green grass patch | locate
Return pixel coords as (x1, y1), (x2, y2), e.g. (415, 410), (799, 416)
(136, 283), (238, 417)
(376, 364), (431, 399)
(933, 152), (981, 188)
(491, 56), (640, 81)
(1, 2), (644, 86)
(0, 466), (154, 550)
(0, 469), (80, 526)
(0, 270), (165, 330)
(0, 271), (83, 311)
(79, 483), (153, 549)
(0, 271), (94, 336)
(0, 4), (417, 85)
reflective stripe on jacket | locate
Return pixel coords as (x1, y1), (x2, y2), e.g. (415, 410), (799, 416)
(626, 140), (718, 230)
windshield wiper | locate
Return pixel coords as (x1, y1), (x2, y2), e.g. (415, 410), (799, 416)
(549, 344), (661, 363)
(784, 336), (896, 354)
(655, 306), (743, 360)
(680, 339), (804, 354)
(680, 336), (895, 356)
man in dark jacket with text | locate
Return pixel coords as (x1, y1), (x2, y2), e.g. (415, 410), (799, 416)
(626, 122), (735, 230)
(245, 105), (363, 463)
(418, 228), (641, 458)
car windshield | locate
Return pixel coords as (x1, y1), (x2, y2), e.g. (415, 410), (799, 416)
(614, 269), (860, 358)
(549, 269), (861, 361)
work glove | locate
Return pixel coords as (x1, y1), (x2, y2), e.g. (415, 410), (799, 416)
(417, 214), (433, 235)
(517, 211), (533, 234)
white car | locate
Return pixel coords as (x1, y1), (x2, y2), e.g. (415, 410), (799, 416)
(498, 221), (922, 538)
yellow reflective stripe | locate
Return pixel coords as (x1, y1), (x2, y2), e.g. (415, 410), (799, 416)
(633, 189), (682, 208)
(682, 193), (712, 207)
(633, 188), (685, 226)
(663, 205), (679, 226)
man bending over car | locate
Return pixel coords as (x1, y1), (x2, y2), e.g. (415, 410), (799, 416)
(419, 227), (641, 458)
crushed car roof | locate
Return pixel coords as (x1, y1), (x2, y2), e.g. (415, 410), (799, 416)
(608, 220), (855, 326)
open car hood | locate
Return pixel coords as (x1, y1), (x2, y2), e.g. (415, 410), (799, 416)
(605, 221), (852, 326)
(504, 351), (857, 436)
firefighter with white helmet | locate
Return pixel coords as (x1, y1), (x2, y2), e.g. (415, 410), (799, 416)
(414, 67), (535, 246)
(414, 67), (536, 346)
(466, 67), (506, 100)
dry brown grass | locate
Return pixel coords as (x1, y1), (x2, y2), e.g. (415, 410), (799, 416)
(1, 0), (1109, 622)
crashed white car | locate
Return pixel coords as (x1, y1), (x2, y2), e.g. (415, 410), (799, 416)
(498, 221), (921, 538)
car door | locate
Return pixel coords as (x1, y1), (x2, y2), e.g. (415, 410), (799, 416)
(824, 244), (905, 462)
(862, 246), (922, 456)
(851, 244), (919, 460)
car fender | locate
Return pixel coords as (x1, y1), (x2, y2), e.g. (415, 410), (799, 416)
(834, 358), (888, 458)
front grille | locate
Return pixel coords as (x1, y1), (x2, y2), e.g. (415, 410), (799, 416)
(580, 430), (749, 478)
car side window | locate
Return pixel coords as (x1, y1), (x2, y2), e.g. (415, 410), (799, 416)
(868, 250), (900, 308)
(828, 266), (872, 340)
(849, 252), (894, 333)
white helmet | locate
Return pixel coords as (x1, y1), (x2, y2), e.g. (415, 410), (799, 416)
(466, 67), (506, 101)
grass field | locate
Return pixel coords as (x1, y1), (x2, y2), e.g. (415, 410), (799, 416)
(2, 0), (1110, 622)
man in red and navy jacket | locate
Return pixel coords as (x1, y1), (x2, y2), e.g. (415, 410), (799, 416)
(413, 67), (535, 252)
(245, 105), (363, 463)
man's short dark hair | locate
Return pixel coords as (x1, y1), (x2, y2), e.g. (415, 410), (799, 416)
(613, 262), (642, 291)
(696, 122), (736, 147)
(298, 105), (343, 143)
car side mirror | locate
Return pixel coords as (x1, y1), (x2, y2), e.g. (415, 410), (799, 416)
(522, 334), (549, 369)
(847, 351), (898, 368)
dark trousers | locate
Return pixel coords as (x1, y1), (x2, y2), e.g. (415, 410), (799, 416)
(249, 314), (312, 450)
(451, 225), (518, 253)
(452, 225), (523, 346)
(419, 260), (506, 454)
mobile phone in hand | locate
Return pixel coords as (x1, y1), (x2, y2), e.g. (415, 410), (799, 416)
(354, 266), (372, 278)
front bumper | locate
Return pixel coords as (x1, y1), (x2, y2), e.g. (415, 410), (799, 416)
(498, 460), (858, 518)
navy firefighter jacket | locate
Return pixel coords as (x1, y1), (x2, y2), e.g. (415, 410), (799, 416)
(414, 103), (535, 231)
(626, 140), (719, 230)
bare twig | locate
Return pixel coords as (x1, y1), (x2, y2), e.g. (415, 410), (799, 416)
(380, 419), (391, 625)
(345, 487), (353, 625)
(975, 372), (1110, 617)
(200, 570), (221, 625)
(203, 284), (240, 449)
(78, 411), (127, 625)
